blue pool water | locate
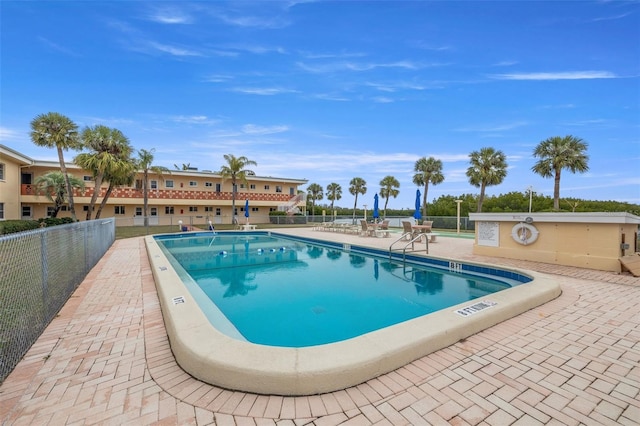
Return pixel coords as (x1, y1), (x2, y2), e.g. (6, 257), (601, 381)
(155, 233), (531, 347)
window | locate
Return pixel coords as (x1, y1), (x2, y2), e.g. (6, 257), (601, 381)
(251, 207), (259, 213)
(276, 186), (283, 193)
(205, 182), (213, 187)
(150, 207), (158, 216)
(204, 206), (213, 212)
(150, 180), (158, 189)
(0, 202), (4, 219)
(135, 179), (143, 190)
(215, 183), (221, 192)
(189, 181), (197, 187)
(135, 207), (142, 216)
(189, 206), (198, 212)
(264, 185), (270, 190)
(83, 175), (92, 181)
(240, 183), (246, 189)
(250, 184), (256, 190)
(0, 163), (5, 180)
(83, 205), (89, 211)
(165, 206), (174, 215)
(60, 205), (68, 211)
(215, 208), (221, 216)
(165, 180), (174, 188)
(289, 187), (295, 196)
(22, 206), (32, 218)
(114, 206), (126, 215)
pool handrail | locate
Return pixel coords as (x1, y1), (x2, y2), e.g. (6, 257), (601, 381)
(389, 232), (429, 262)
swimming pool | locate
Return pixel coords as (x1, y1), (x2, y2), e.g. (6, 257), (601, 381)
(155, 233), (528, 347)
(146, 231), (561, 395)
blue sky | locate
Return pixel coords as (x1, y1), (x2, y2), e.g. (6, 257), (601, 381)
(2, 1), (639, 209)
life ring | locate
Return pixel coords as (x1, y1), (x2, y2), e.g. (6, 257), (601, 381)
(511, 223), (539, 245)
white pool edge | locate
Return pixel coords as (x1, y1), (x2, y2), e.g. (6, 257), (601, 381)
(145, 235), (561, 396)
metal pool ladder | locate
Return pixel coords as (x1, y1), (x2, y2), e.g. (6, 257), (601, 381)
(389, 232), (429, 263)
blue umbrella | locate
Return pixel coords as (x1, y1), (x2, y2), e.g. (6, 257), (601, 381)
(373, 193), (380, 221)
(244, 199), (250, 223)
(413, 189), (422, 220)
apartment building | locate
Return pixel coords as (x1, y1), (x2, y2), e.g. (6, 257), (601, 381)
(0, 144), (307, 226)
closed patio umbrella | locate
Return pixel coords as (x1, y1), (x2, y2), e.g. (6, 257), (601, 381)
(413, 189), (422, 220)
(245, 199), (250, 223)
(373, 193), (380, 222)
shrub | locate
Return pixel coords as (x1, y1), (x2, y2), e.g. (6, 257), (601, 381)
(38, 217), (75, 227)
(0, 220), (41, 235)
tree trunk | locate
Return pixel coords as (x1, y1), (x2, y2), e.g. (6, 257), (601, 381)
(477, 183), (486, 213)
(57, 147), (77, 221)
(143, 170), (149, 227)
(422, 184), (429, 218)
(352, 195), (358, 223)
(95, 184), (115, 219)
(86, 172), (104, 221)
(553, 168), (562, 210)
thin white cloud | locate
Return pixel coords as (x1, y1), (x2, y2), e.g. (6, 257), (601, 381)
(589, 12), (634, 22)
(455, 122), (529, 132)
(0, 126), (23, 141)
(37, 37), (80, 57)
(148, 41), (203, 57)
(312, 93), (351, 102)
(372, 96), (394, 104)
(492, 60), (519, 67)
(562, 118), (614, 127)
(80, 116), (136, 127)
(241, 124), (289, 135)
(230, 87), (297, 95)
(146, 7), (194, 24)
(491, 71), (617, 80)
(170, 116), (220, 125)
(203, 74), (235, 83)
(222, 43), (287, 55)
(300, 51), (367, 59)
(211, 11), (290, 29)
(538, 103), (576, 109)
(296, 60), (439, 74)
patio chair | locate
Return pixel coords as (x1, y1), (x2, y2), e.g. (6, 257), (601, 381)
(360, 220), (384, 238)
(402, 221), (418, 240)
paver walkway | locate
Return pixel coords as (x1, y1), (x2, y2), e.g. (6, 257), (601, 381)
(1, 229), (639, 425)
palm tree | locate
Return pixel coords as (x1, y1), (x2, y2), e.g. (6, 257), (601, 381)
(34, 171), (85, 218)
(74, 125), (133, 220)
(95, 157), (137, 219)
(379, 175), (400, 219)
(326, 182), (342, 211)
(30, 112), (83, 221)
(219, 154), (257, 224)
(466, 147), (508, 213)
(306, 183), (323, 218)
(532, 135), (589, 210)
(137, 149), (169, 226)
(412, 156), (444, 218)
(349, 177), (367, 223)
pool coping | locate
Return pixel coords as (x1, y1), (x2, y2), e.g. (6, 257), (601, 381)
(144, 231), (562, 396)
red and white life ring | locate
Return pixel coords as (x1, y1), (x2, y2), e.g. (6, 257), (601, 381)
(511, 223), (539, 245)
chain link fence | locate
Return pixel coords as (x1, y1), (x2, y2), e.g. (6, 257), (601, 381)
(0, 219), (115, 384)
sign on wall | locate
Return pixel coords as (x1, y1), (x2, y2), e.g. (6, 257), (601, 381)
(478, 221), (500, 247)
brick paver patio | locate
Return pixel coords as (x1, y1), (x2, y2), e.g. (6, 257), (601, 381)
(1, 229), (638, 425)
